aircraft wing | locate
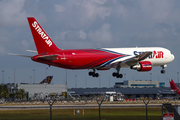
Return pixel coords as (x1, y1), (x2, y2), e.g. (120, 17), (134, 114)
(109, 51), (152, 68)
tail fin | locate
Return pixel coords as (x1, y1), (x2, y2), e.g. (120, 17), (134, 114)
(27, 17), (61, 54)
(169, 79), (179, 91)
(40, 76), (53, 84)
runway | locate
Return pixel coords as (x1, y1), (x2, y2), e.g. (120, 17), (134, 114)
(0, 103), (164, 110)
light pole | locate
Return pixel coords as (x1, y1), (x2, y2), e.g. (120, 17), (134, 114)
(46, 68), (48, 84)
(46, 67), (48, 77)
(150, 73), (152, 87)
(8, 77), (10, 83)
(124, 74), (126, 80)
(177, 72), (179, 84)
(2, 70), (4, 84)
(85, 77), (87, 88)
(14, 68), (16, 85)
(66, 70), (67, 85)
(99, 77), (100, 88)
(75, 75), (77, 88)
(109, 77), (110, 88)
(150, 73), (152, 80)
(33, 69), (35, 84)
(30, 76), (32, 84)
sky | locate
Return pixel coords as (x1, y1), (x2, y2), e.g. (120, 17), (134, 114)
(0, 0), (180, 88)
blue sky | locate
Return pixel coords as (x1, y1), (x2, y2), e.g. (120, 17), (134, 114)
(0, 0), (180, 88)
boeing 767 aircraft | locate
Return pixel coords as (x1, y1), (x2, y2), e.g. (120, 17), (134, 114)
(10, 17), (175, 78)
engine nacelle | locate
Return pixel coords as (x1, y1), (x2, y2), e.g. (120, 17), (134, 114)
(130, 61), (152, 71)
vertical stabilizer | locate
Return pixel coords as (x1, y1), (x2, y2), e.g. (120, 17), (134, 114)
(40, 76), (53, 84)
(27, 17), (61, 54)
(169, 79), (178, 91)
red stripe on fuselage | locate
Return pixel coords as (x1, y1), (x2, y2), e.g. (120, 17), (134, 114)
(33, 49), (125, 69)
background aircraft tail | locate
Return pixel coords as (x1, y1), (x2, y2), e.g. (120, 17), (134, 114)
(169, 79), (179, 91)
(27, 17), (61, 54)
(40, 76), (53, 84)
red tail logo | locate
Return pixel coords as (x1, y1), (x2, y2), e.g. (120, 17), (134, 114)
(32, 21), (52, 47)
(27, 17), (60, 54)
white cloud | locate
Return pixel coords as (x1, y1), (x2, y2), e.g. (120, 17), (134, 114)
(54, 4), (66, 12)
(80, 0), (112, 19)
(59, 31), (71, 40)
(89, 23), (113, 43)
(0, 0), (29, 27)
(54, 0), (112, 28)
(138, 0), (174, 23)
(79, 29), (87, 40)
(0, 46), (6, 54)
(21, 40), (29, 49)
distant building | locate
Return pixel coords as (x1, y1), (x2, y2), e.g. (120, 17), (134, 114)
(114, 80), (165, 88)
(7, 83), (67, 98)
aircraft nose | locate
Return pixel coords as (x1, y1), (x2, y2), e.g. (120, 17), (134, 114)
(171, 54), (175, 61)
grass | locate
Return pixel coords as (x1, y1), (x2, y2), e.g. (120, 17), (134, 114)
(0, 108), (162, 120)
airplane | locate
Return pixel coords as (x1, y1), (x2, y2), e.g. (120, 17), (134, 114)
(40, 76), (53, 84)
(10, 17), (175, 78)
(169, 79), (180, 95)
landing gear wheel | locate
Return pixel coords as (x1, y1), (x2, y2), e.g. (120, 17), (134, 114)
(112, 72), (116, 77)
(112, 72), (123, 78)
(89, 71), (93, 76)
(89, 70), (99, 77)
(95, 73), (99, 77)
(119, 74), (123, 78)
(161, 70), (165, 74)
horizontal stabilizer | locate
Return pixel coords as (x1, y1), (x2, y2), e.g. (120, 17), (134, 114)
(26, 50), (38, 53)
(8, 53), (32, 58)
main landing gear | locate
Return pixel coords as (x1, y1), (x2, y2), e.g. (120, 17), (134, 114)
(89, 70), (99, 77)
(112, 72), (123, 78)
(160, 65), (167, 74)
(112, 63), (123, 78)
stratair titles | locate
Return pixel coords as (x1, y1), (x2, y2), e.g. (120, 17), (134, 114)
(134, 51), (164, 59)
(32, 21), (52, 47)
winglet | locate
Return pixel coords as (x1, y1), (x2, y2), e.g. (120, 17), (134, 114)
(27, 17), (61, 54)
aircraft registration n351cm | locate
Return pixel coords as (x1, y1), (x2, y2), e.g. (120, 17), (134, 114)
(11, 17), (175, 78)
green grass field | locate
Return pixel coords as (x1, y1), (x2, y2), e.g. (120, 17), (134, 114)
(0, 108), (162, 120)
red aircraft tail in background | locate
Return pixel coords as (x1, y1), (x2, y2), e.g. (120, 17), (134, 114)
(169, 79), (180, 95)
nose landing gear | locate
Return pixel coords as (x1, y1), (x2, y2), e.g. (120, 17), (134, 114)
(160, 65), (167, 74)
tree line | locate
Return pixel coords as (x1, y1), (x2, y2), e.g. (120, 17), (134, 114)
(0, 85), (26, 101)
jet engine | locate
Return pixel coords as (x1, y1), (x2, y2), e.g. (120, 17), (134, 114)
(130, 61), (152, 71)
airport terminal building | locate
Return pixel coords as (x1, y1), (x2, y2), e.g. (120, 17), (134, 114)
(3, 80), (176, 100)
(68, 80), (175, 99)
(114, 80), (165, 88)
